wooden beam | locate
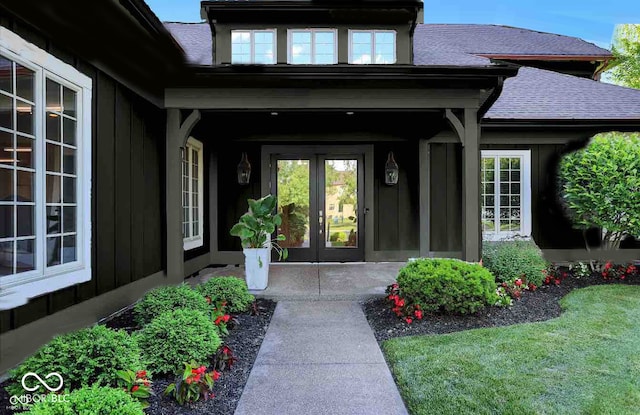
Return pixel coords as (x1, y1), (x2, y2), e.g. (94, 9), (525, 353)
(462, 108), (481, 261)
(166, 109), (201, 282)
(419, 139), (431, 256)
(445, 109), (465, 145)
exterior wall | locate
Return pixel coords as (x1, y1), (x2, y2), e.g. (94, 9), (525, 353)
(374, 141), (419, 252)
(213, 23), (413, 65)
(429, 142), (463, 253)
(0, 15), (165, 361)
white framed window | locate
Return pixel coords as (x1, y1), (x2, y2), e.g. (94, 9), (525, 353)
(183, 137), (203, 251)
(231, 30), (277, 64)
(0, 26), (92, 310)
(348, 30), (396, 64)
(481, 150), (532, 241)
(288, 29), (337, 64)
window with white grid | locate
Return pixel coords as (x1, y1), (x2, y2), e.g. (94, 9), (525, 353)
(231, 30), (276, 64)
(0, 26), (92, 310)
(349, 30), (396, 64)
(481, 150), (531, 241)
(288, 29), (337, 64)
(183, 137), (203, 250)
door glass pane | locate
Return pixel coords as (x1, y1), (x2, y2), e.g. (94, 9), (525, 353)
(276, 160), (310, 248)
(325, 160), (358, 248)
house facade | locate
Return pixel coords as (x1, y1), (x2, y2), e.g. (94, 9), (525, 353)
(1, 0), (639, 373)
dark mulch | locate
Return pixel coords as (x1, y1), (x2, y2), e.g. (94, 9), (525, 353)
(363, 272), (640, 343)
(0, 299), (276, 415)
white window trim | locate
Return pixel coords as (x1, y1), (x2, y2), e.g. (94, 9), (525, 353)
(481, 150), (532, 242)
(183, 137), (204, 251)
(348, 29), (397, 64)
(0, 26), (92, 310)
(287, 29), (338, 65)
(231, 29), (277, 65)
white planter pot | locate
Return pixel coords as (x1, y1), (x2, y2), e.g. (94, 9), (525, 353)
(243, 247), (271, 290)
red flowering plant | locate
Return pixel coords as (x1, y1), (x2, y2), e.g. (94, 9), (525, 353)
(600, 261), (638, 281)
(207, 298), (234, 336)
(164, 361), (220, 405)
(385, 283), (424, 324)
(543, 266), (569, 286)
(212, 344), (237, 371)
(116, 369), (153, 408)
(498, 277), (538, 301)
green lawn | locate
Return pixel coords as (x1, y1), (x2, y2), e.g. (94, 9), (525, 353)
(383, 285), (640, 415)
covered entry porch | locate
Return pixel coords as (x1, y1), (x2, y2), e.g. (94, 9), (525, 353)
(164, 65), (518, 279)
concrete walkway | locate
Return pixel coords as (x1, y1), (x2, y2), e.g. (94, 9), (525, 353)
(234, 301), (408, 415)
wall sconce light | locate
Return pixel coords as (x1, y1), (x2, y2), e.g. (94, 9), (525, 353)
(385, 151), (399, 186)
(237, 152), (251, 185)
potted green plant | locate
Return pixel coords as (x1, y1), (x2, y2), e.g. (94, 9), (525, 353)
(230, 194), (288, 290)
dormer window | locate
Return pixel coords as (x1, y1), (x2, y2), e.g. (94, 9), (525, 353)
(288, 29), (337, 64)
(231, 30), (276, 64)
(348, 30), (396, 64)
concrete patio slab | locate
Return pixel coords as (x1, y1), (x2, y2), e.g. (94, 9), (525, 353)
(234, 301), (408, 415)
(193, 262), (405, 300)
(319, 262), (403, 297)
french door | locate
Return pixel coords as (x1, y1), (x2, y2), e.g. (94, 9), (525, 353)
(270, 153), (364, 262)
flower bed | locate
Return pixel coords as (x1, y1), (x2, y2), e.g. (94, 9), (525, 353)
(364, 262), (640, 342)
(0, 278), (276, 415)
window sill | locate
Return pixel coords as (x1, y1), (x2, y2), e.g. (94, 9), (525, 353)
(184, 237), (204, 251)
(483, 233), (531, 242)
(0, 267), (91, 310)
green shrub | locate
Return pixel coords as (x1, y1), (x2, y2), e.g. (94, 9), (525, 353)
(482, 240), (548, 286)
(7, 325), (142, 397)
(26, 385), (144, 415)
(133, 283), (210, 325)
(136, 309), (221, 374)
(397, 258), (498, 314)
(558, 132), (640, 249)
(196, 277), (254, 313)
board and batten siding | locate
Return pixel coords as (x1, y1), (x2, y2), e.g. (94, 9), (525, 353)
(0, 17), (165, 335)
(374, 141), (420, 251)
(427, 141), (597, 253)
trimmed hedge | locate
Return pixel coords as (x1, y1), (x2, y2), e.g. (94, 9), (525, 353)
(196, 277), (255, 313)
(26, 385), (144, 415)
(397, 258), (498, 314)
(7, 325), (142, 397)
(482, 240), (548, 286)
(133, 283), (211, 326)
(136, 309), (221, 374)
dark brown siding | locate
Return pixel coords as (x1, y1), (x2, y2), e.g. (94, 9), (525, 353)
(217, 144), (263, 252)
(0, 15), (165, 334)
(374, 142), (420, 251)
(481, 143), (593, 249)
(429, 143), (463, 252)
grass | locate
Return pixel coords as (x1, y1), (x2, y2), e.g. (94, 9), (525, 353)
(383, 285), (640, 415)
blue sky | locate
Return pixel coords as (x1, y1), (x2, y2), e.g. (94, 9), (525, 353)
(147, 0), (640, 49)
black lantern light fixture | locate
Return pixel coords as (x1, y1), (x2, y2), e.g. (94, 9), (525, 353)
(385, 151), (399, 185)
(237, 152), (251, 185)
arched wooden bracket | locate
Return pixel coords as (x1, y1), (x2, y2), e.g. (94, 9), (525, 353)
(179, 109), (201, 148)
(445, 109), (466, 146)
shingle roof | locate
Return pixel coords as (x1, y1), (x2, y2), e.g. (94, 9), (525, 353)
(164, 22), (212, 65)
(414, 24), (611, 57)
(162, 22), (640, 122)
(486, 66), (640, 120)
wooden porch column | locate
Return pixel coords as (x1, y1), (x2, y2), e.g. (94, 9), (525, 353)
(419, 139), (431, 257)
(462, 108), (481, 261)
(166, 109), (201, 282)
